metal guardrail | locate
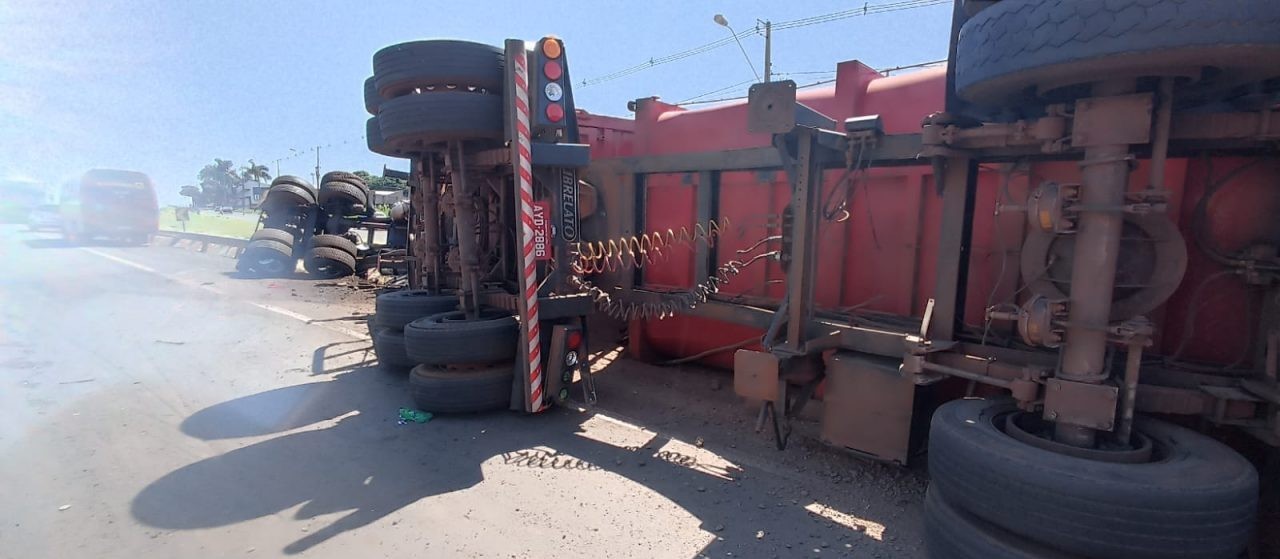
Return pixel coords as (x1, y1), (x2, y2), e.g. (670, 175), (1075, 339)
(154, 230), (248, 256)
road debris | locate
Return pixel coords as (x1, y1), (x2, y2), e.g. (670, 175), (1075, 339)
(397, 407), (433, 424)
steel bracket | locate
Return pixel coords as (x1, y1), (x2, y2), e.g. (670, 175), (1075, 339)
(734, 349), (781, 401)
(1106, 316), (1156, 346)
(901, 334), (958, 383)
(747, 80), (837, 134)
(1043, 378), (1119, 431)
(921, 114), (1069, 156)
(1071, 93), (1153, 148)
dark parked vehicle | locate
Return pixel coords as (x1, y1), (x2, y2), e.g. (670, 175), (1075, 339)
(60, 169), (158, 244)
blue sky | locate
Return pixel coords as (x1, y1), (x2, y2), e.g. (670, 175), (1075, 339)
(0, 0), (952, 205)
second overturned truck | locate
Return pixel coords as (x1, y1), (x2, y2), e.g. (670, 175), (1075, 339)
(362, 2), (1280, 557)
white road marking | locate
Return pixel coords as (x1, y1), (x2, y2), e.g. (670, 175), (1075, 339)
(247, 302), (315, 323)
(248, 302), (369, 339)
(81, 248), (157, 273)
(80, 247), (369, 340)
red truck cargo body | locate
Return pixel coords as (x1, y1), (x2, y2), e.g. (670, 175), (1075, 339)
(585, 60), (1279, 370)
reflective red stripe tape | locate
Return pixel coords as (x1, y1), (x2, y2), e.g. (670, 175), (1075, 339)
(512, 47), (543, 412)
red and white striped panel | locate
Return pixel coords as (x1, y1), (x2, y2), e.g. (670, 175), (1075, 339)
(512, 49), (544, 412)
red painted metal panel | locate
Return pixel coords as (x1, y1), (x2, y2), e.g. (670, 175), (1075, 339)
(641, 172), (696, 289)
(591, 57), (1279, 371)
(715, 170), (778, 298)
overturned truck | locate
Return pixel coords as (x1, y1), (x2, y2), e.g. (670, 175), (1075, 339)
(363, 1), (1280, 557)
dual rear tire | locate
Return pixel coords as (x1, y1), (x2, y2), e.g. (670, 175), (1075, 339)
(926, 399), (1258, 559)
(403, 307), (517, 414)
(369, 289), (516, 413)
(364, 40), (506, 158)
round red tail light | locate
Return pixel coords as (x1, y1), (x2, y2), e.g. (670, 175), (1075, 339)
(544, 60), (563, 81)
(546, 103), (565, 123)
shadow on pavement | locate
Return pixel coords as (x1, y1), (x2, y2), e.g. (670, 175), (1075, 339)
(132, 352), (911, 557)
(22, 237), (150, 250)
(22, 238), (75, 249)
(219, 270), (312, 281)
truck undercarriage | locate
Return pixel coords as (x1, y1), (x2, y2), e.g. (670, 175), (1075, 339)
(362, 2), (1280, 557)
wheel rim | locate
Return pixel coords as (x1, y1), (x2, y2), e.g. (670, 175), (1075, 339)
(252, 256), (287, 275)
(1000, 411), (1155, 464)
(308, 257), (352, 278)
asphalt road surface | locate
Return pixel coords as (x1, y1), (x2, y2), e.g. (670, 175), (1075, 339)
(0, 225), (927, 558)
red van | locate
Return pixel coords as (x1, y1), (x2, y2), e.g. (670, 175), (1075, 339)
(60, 169), (158, 244)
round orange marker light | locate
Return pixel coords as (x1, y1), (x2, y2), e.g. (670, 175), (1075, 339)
(541, 39), (562, 59)
(544, 60), (563, 81)
(546, 103), (565, 123)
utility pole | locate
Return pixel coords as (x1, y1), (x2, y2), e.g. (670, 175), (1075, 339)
(314, 146), (321, 186)
(761, 19), (772, 82)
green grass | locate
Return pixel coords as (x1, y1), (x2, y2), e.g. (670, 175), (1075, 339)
(158, 207), (259, 239)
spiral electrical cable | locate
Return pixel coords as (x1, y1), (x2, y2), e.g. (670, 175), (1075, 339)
(568, 247), (778, 321)
(572, 218), (731, 274)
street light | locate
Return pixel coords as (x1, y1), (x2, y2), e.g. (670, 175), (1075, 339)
(713, 14), (762, 82)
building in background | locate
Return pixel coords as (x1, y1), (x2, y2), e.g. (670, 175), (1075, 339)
(371, 189), (408, 206)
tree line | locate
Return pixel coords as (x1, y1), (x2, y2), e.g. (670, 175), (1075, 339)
(179, 159), (270, 208)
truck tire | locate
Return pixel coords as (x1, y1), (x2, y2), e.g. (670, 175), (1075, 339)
(321, 171), (365, 188)
(263, 182), (316, 209)
(372, 327), (413, 370)
(364, 76), (381, 115)
(377, 92), (503, 153)
(373, 40), (505, 97)
(304, 246), (357, 278)
(954, 0), (1280, 106)
(366, 117), (396, 157)
(962, 0), (997, 18)
(928, 398), (1258, 559)
(310, 234), (358, 256)
(924, 488), (1079, 559)
(403, 308), (518, 366)
(374, 290), (457, 330)
(271, 175), (317, 198)
(408, 363), (513, 413)
(238, 239), (295, 277)
(249, 227), (295, 247)
(318, 180), (370, 207)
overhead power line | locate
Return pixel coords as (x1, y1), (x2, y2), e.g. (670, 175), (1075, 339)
(770, 0), (949, 31)
(580, 0), (949, 88)
(678, 78), (759, 104)
(581, 28), (755, 88)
